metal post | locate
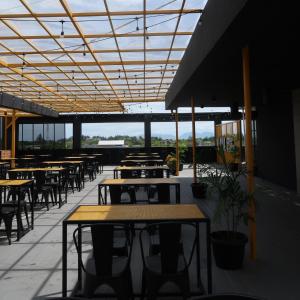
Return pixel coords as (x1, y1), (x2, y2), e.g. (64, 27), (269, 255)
(242, 46), (256, 260)
(191, 97), (197, 183)
(11, 110), (16, 167)
(175, 109), (179, 176)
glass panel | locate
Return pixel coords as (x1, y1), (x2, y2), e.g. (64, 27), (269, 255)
(65, 123), (73, 149)
(54, 124), (65, 149)
(151, 122), (176, 147)
(22, 124), (33, 150)
(33, 124), (44, 150)
(43, 123), (54, 149)
(81, 122), (144, 148)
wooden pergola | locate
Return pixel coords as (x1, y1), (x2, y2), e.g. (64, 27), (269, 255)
(0, 0), (204, 113)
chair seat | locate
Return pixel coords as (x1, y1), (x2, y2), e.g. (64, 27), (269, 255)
(85, 252), (128, 277)
(0, 206), (16, 215)
(145, 254), (187, 274)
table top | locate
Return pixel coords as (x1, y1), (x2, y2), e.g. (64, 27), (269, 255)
(0, 179), (33, 186)
(8, 167), (65, 172)
(115, 165), (169, 171)
(121, 159), (164, 163)
(125, 155), (161, 159)
(65, 204), (206, 223)
(99, 178), (179, 185)
(43, 160), (84, 164)
(0, 162), (9, 165)
(65, 156), (95, 159)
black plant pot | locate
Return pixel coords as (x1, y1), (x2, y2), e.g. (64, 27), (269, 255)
(191, 182), (207, 199)
(211, 231), (248, 269)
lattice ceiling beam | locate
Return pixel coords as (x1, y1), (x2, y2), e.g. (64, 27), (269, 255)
(0, 48), (185, 56)
(0, 32), (192, 40)
(6, 60), (180, 68)
(0, 9), (201, 18)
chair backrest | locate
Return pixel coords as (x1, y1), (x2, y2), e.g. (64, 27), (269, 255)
(148, 169), (164, 178)
(139, 222), (197, 274)
(109, 185), (122, 204)
(157, 184), (170, 204)
(73, 223), (132, 277)
(35, 170), (47, 189)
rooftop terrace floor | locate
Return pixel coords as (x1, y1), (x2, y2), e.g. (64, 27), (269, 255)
(0, 166), (300, 300)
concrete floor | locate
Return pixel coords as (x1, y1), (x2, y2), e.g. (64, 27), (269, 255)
(0, 166), (300, 300)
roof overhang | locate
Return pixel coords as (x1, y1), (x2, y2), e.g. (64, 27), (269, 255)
(0, 92), (59, 117)
(165, 0), (247, 109)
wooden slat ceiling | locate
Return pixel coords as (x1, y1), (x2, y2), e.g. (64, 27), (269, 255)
(0, 0), (204, 113)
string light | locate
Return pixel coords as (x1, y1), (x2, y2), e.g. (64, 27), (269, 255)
(118, 69), (121, 79)
(135, 17), (139, 31)
(160, 65), (163, 75)
(145, 27), (149, 40)
(172, 65), (175, 74)
(38, 92), (41, 99)
(82, 43), (86, 56)
(135, 74), (137, 84)
(72, 70), (75, 80)
(21, 53), (25, 77)
(60, 20), (65, 38)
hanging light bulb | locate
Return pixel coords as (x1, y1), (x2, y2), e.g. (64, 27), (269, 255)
(72, 70), (75, 80)
(60, 20), (65, 38)
(135, 17), (139, 31)
(135, 74), (137, 84)
(118, 69), (121, 79)
(38, 91), (41, 99)
(160, 65), (163, 75)
(172, 65), (175, 74)
(21, 53), (26, 77)
(145, 27), (149, 40)
(82, 43), (86, 56)
(57, 84), (59, 92)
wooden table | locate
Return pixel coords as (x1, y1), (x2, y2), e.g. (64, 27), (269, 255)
(8, 167), (67, 207)
(128, 152), (159, 156)
(0, 179), (34, 240)
(125, 155), (161, 160)
(113, 165), (170, 179)
(98, 178), (180, 204)
(43, 161), (85, 189)
(62, 204), (212, 297)
(120, 159), (164, 166)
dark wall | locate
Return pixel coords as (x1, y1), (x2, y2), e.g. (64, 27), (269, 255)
(255, 89), (296, 190)
(17, 146), (216, 165)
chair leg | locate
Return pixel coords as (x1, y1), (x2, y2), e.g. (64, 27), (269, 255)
(2, 214), (14, 245)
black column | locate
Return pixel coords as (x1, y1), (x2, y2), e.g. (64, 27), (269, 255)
(144, 117), (151, 149)
(73, 117), (81, 151)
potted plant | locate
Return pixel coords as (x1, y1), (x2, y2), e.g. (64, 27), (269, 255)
(191, 151), (208, 199)
(178, 142), (188, 171)
(201, 147), (252, 269)
(165, 152), (177, 175)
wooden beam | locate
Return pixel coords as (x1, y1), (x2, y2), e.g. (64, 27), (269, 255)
(242, 46), (256, 260)
(0, 9), (202, 18)
(191, 96), (197, 183)
(11, 109), (16, 166)
(0, 32), (192, 40)
(7, 60), (181, 68)
(0, 48), (185, 56)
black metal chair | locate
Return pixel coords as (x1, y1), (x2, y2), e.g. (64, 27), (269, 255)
(139, 222), (197, 300)
(33, 171), (55, 210)
(0, 188), (16, 245)
(73, 223), (134, 299)
(109, 185), (136, 205)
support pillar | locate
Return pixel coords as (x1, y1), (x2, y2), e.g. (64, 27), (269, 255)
(11, 110), (16, 167)
(175, 109), (179, 176)
(144, 117), (151, 149)
(191, 97), (197, 183)
(242, 46), (256, 260)
(73, 118), (81, 152)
